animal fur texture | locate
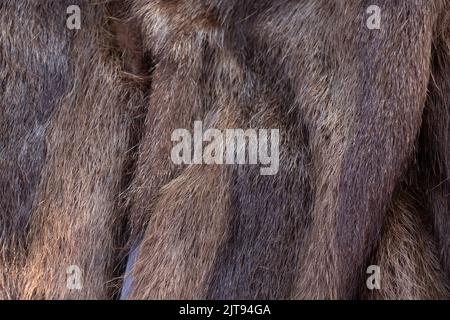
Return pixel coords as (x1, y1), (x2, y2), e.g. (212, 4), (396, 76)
(0, 0), (449, 300)
(0, 0), (148, 299)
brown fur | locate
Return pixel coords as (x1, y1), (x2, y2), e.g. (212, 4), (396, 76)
(366, 192), (449, 299)
(0, 0), (448, 300)
(1, 0), (148, 299)
(0, 0), (75, 299)
(125, 0), (449, 299)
